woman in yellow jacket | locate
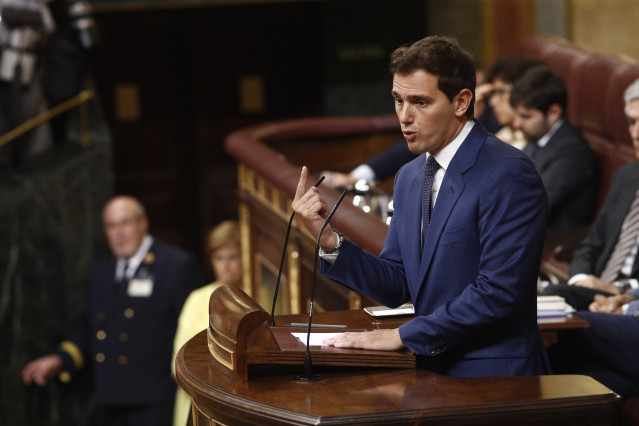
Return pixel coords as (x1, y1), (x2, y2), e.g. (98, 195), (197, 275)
(171, 220), (242, 426)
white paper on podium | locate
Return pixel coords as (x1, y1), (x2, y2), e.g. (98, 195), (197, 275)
(291, 332), (343, 346)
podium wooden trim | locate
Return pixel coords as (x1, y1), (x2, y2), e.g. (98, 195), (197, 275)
(178, 332), (621, 425)
(207, 284), (415, 382)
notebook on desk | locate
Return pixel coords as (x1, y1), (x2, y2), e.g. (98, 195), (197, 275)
(363, 304), (415, 317)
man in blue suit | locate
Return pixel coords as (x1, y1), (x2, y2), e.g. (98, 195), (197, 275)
(22, 196), (202, 425)
(293, 35), (550, 376)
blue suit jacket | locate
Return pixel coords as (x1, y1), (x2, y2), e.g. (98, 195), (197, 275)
(323, 122), (550, 377)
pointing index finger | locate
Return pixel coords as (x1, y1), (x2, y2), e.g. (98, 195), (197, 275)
(294, 166), (309, 200)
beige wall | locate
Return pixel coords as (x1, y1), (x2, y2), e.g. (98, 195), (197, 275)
(570, 0), (639, 61)
(427, 0), (639, 68)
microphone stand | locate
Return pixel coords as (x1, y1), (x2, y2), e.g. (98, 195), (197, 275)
(295, 189), (348, 383)
(270, 176), (325, 326)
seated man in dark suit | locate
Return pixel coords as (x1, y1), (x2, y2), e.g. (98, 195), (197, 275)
(544, 78), (639, 400)
(548, 290), (639, 401)
(21, 195), (203, 426)
(510, 66), (599, 229)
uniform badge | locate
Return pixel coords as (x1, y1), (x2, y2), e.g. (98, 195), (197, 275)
(144, 252), (155, 264)
(127, 278), (154, 297)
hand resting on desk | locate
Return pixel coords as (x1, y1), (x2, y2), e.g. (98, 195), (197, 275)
(322, 328), (405, 351)
(589, 293), (635, 314)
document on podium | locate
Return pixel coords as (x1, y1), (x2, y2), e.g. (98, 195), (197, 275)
(291, 332), (343, 346)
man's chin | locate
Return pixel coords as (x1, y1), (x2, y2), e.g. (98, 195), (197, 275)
(112, 247), (135, 259)
(406, 141), (427, 155)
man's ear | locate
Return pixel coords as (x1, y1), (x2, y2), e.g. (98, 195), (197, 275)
(546, 103), (563, 124)
(454, 88), (473, 117)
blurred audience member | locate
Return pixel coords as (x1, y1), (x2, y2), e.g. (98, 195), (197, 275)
(510, 66), (598, 229)
(475, 55), (544, 149)
(171, 220), (242, 426)
(22, 195), (203, 426)
(544, 78), (639, 402)
(548, 290), (639, 400)
(542, 78), (639, 311)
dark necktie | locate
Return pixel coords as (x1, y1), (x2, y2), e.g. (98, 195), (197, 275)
(600, 188), (639, 283)
(114, 261), (129, 294)
(421, 156), (440, 250)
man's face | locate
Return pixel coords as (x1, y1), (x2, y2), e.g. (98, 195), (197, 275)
(392, 70), (466, 156)
(102, 198), (148, 259)
(488, 78), (515, 126)
(627, 98), (639, 160)
(512, 104), (552, 141)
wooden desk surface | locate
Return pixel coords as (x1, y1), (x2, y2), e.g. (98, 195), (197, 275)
(176, 311), (619, 425)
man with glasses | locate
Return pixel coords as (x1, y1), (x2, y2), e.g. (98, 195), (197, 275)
(22, 195), (202, 426)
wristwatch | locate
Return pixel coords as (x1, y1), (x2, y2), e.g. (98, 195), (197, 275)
(613, 279), (631, 294)
(324, 230), (343, 254)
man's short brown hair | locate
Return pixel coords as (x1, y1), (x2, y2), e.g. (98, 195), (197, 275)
(390, 35), (476, 118)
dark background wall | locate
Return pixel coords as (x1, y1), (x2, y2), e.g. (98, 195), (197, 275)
(92, 0), (428, 264)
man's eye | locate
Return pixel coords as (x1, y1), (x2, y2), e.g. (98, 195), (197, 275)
(417, 100), (428, 107)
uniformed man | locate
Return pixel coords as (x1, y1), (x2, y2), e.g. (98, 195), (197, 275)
(21, 195), (202, 426)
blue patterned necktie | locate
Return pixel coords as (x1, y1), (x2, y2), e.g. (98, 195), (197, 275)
(421, 155), (440, 250)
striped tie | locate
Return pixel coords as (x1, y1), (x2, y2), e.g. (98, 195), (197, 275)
(421, 155), (439, 250)
(600, 188), (639, 283)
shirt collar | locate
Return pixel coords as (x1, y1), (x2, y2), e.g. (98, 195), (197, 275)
(115, 235), (154, 280)
(537, 118), (563, 148)
(427, 119), (475, 170)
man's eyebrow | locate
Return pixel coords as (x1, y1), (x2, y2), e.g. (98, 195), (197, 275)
(406, 94), (431, 103)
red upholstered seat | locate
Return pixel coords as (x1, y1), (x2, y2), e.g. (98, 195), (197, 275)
(519, 36), (637, 214)
(519, 36), (639, 269)
(623, 395), (639, 425)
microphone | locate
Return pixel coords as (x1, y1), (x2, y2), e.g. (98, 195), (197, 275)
(295, 188), (348, 382)
(270, 175), (325, 326)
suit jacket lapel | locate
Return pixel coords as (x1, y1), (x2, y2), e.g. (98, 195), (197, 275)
(416, 123), (485, 284)
(418, 167), (464, 280)
(531, 121), (568, 168)
(404, 157), (427, 283)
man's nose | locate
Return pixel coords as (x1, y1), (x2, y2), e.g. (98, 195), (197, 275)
(397, 104), (413, 123)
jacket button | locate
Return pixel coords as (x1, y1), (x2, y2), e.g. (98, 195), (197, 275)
(96, 353), (105, 363)
(119, 332), (128, 341)
(118, 355), (128, 365)
(124, 308), (134, 318)
(96, 330), (106, 340)
(59, 371), (71, 383)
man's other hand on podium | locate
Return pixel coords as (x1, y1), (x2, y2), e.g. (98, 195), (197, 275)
(322, 329), (405, 351)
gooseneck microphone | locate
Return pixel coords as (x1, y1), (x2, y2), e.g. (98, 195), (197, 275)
(269, 176), (325, 326)
(295, 189), (348, 383)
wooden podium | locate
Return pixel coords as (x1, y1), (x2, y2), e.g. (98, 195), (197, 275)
(175, 286), (622, 425)
(206, 284), (415, 382)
